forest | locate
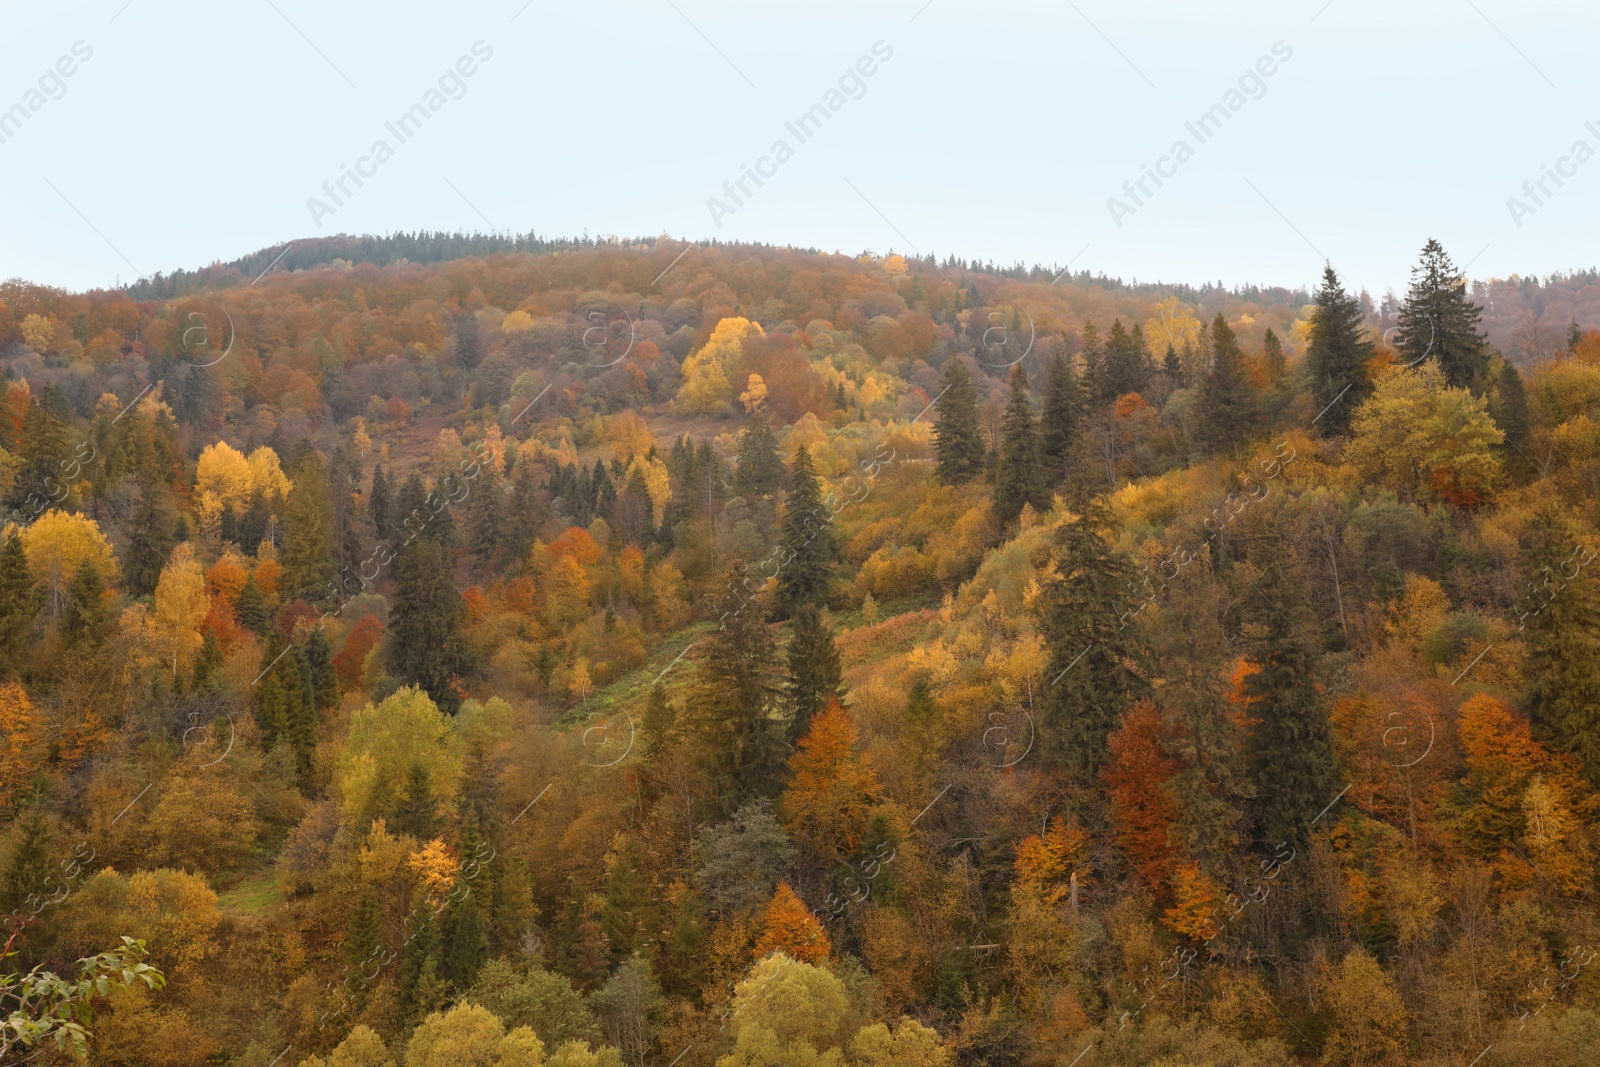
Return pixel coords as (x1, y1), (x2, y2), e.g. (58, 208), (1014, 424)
(1, 233), (1598, 1067)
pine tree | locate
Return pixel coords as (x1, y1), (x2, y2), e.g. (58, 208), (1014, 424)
(1197, 314), (1254, 454)
(61, 560), (108, 651)
(1261, 327), (1286, 384)
(786, 604), (842, 743)
(0, 536), (37, 678)
(1241, 566), (1337, 845)
(1163, 344), (1183, 385)
(345, 891), (383, 970)
(455, 310), (482, 370)
(1041, 493), (1149, 779)
(437, 894), (490, 991)
(393, 761), (438, 839)
(368, 463), (392, 542)
(280, 649), (316, 778)
(734, 411), (783, 497)
(236, 573), (268, 634)
(1080, 322), (1113, 405)
(933, 358), (984, 484)
(775, 447), (837, 615)
(388, 535), (468, 712)
(1397, 238), (1489, 389)
(1523, 509), (1600, 781)
(192, 629), (224, 693)
(1490, 360), (1531, 456)
(1305, 265), (1373, 437)
(687, 571), (784, 807)
(397, 896), (443, 1021)
(282, 452), (335, 604)
(303, 625), (338, 710)
(11, 400), (72, 512)
(467, 459), (505, 567)
(0, 809), (52, 914)
(125, 481), (176, 597)
(1568, 317), (1582, 354)
(640, 681), (678, 762)
(1105, 318), (1150, 396)
(1039, 342), (1083, 487)
(995, 364), (1044, 526)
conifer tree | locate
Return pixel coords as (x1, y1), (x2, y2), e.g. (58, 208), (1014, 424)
(640, 681), (678, 763)
(455, 309), (482, 370)
(236, 573), (268, 635)
(786, 604), (842, 743)
(192, 629), (224, 693)
(734, 411), (783, 497)
(1568, 317), (1582, 353)
(0, 536), (37, 678)
(1197, 314), (1253, 454)
(1305, 265), (1373, 437)
(368, 463), (392, 542)
(467, 459), (505, 567)
(1039, 343), (1083, 487)
(1041, 493), (1149, 779)
(1261, 327), (1286, 384)
(0, 810), (52, 914)
(283, 452), (335, 604)
(1490, 360), (1531, 456)
(303, 625), (338, 711)
(11, 400), (71, 512)
(995, 364), (1044, 526)
(1523, 508), (1600, 781)
(933, 358), (984, 484)
(61, 559), (108, 651)
(389, 535), (467, 712)
(686, 570), (784, 807)
(1163, 344), (1183, 385)
(1105, 318), (1150, 397)
(775, 447), (836, 616)
(438, 894), (490, 991)
(345, 891), (383, 970)
(1397, 238), (1489, 388)
(393, 762), (438, 840)
(1080, 322), (1113, 405)
(125, 481), (177, 597)
(1241, 566), (1337, 845)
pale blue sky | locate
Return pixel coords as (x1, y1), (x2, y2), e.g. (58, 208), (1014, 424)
(0, 0), (1593, 297)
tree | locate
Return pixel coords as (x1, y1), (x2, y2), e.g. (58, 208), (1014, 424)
(282, 452), (335, 604)
(235, 572), (268, 634)
(467, 459), (505, 568)
(304, 1024), (397, 1067)
(61, 559), (108, 651)
(752, 882), (830, 964)
(735, 411), (783, 498)
(933, 358), (984, 484)
(455, 310), (482, 370)
(1305, 264), (1372, 436)
(0, 936), (163, 1063)
(1261, 326), (1286, 384)
(785, 604), (842, 742)
(336, 687), (462, 827)
(1523, 509), (1600, 781)
(1104, 318), (1150, 396)
(780, 700), (879, 862)
(685, 574), (784, 806)
(1346, 361), (1503, 507)
(995, 364), (1044, 526)
(123, 480), (177, 597)
(389, 536), (468, 713)
(1197, 314), (1253, 453)
(716, 952), (853, 1066)
(142, 542), (209, 684)
(1490, 359), (1531, 457)
(591, 952), (664, 1067)
(1041, 494), (1149, 778)
(465, 958), (604, 1048)
(1101, 700), (1180, 890)
(19, 510), (115, 619)
(369, 463), (392, 542)
(849, 1019), (951, 1067)
(404, 1002), (553, 1067)
(0, 535), (37, 677)
(437, 894), (490, 992)
(1240, 565), (1337, 845)
(1038, 343), (1082, 487)
(1396, 238), (1489, 389)
(775, 447), (836, 616)
(1322, 948), (1410, 1066)
(693, 799), (796, 916)
(0, 683), (44, 810)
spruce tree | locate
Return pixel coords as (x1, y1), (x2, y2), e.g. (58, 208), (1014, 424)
(933, 358), (984, 484)
(467, 460), (505, 567)
(1105, 318), (1150, 397)
(62, 560), (108, 651)
(368, 463), (392, 542)
(775, 447), (837, 615)
(995, 364), (1044, 526)
(1039, 343), (1083, 488)
(11, 401), (72, 512)
(1241, 563), (1337, 845)
(455, 310), (482, 370)
(1305, 265), (1373, 437)
(687, 570), (784, 807)
(1163, 344), (1183, 385)
(437, 895), (490, 990)
(734, 411), (783, 497)
(1568, 317), (1582, 354)
(1197, 314), (1253, 454)
(1080, 322), (1113, 405)
(1397, 238), (1489, 388)
(1490, 360), (1531, 457)
(640, 681), (678, 763)
(393, 762), (438, 840)
(1041, 492), (1149, 779)
(786, 604), (842, 743)
(236, 573), (269, 635)
(388, 535), (468, 712)
(303, 625), (338, 710)
(345, 891), (383, 970)
(1523, 509), (1600, 781)
(192, 629), (224, 693)
(1261, 327), (1286, 384)
(0, 536), (37, 678)
(125, 481), (176, 597)
(282, 453), (335, 604)
(0, 810), (52, 914)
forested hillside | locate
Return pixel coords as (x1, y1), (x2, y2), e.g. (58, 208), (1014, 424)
(2, 236), (1599, 1067)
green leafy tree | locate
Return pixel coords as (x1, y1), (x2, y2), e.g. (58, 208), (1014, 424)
(1396, 238), (1489, 388)
(1305, 265), (1372, 436)
(0, 936), (163, 1063)
(933, 359), (984, 484)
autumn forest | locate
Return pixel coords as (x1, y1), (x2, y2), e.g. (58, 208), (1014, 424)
(4, 233), (1600, 1067)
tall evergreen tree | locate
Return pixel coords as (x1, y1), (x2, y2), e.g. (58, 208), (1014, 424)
(1105, 318), (1150, 397)
(1197, 314), (1253, 454)
(61, 559), (108, 651)
(392, 762), (439, 839)
(933, 358), (984, 484)
(282, 453), (335, 604)
(236, 573), (269, 635)
(1080, 322), (1113, 405)
(995, 364), (1044, 526)
(1039, 343), (1083, 487)
(1241, 564), (1337, 845)
(467, 460), (505, 567)
(1261, 327), (1286, 384)
(124, 480), (176, 597)
(734, 411), (783, 497)
(1305, 265), (1373, 437)
(640, 681), (678, 764)
(345, 891), (383, 971)
(303, 625), (338, 710)
(1163, 344), (1183, 385)
(1041, 493), (1149, 779)
(1568, 316), (1582, 354)
(0, 810), (53, 914)
(786, 604), (842, 743)
(1396, 238), (1489, 389)
(368, 463), (393, 542)
(0, 536), (36, 678)
(1489, 360), (1531, 457)
(775, 447), (837, 616)
(11, 400), (72, 512)
(437, 894), (490, 990)
(388, 535), (468, 712)
(1523, 509), (1600, 782)
(455, 310), (482, 371)
(687, 570), (784, 807)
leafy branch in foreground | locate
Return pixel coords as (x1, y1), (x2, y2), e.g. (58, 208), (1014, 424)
(1, 934), (164, 1062)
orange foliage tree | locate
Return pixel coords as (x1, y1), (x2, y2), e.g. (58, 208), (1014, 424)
(1101, 700), (1180, 890)
(752, 881), (830, 964)
(0, 681), (44, 810)
(780, 699), (880, 862)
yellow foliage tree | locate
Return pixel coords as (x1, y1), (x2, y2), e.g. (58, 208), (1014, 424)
(1161, 861), (1224, 942)
(18, 509), (116, 616)
(0, 682), (44, 810)
(1322, 947), (1410, 1066)
(1346, 361), (1503, 507)
(141, 542), (209, 681)
(676, 317), (763, 415)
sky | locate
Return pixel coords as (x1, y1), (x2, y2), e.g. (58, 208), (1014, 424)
(1, 0), (1595, 299)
